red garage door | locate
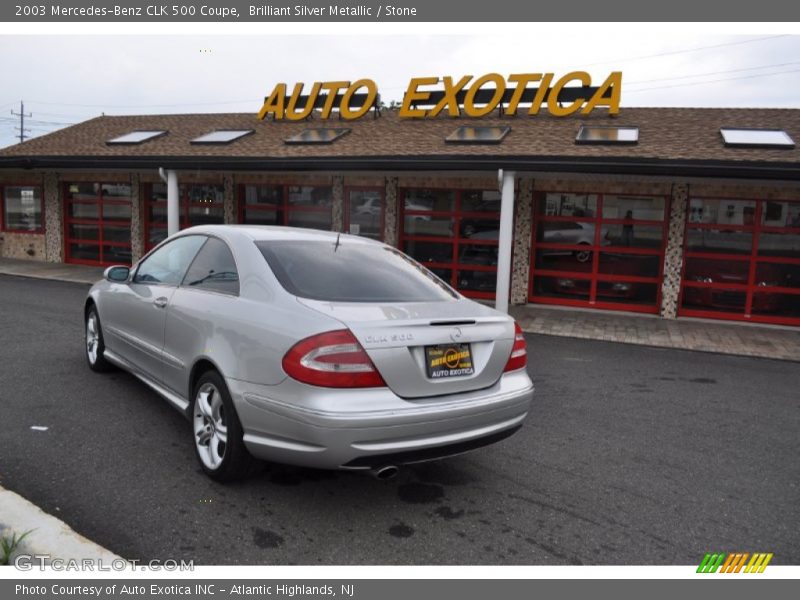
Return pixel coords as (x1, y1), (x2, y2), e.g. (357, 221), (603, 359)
(64, 182), (132, 266)
(144, 183), (224, 251)
(680, 197), (800, 326)
(529, 191), (669, 314)
(400, 188), (501, 300)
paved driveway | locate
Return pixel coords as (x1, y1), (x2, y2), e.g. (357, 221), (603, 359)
(0, 274), (797, 565)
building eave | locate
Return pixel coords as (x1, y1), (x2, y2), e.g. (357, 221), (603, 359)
(0, 154), (798, 181)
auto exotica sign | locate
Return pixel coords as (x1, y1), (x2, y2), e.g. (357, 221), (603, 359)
(257, 71), (622, 121)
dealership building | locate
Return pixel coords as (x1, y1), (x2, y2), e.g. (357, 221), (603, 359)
(0, 102), (799, 326)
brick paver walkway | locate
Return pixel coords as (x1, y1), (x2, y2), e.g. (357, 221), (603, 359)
(510, 305), (800, 362)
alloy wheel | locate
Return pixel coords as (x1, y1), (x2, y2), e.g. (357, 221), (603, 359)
(86, 314), (99, 365)
(193, 382), (228, 470)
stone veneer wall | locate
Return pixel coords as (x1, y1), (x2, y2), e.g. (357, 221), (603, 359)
(383, 177), (399, 247)
(331, 176), (344, 232)
(660, 183), (689, 319)
(43, 172), (62, 262)
(129, 174), (143, 263)
(223, 174), (236, 224)
(510, 177), (534, 305)
(0, 232), (46, 260)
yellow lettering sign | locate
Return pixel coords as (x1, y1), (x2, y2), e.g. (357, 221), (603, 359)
(340, 79), (379, 120)
(284, 82), (321, 121)
(463, 73), (506, 118)
(258, 72), (622, 120)
(399, 77), (439, 118)
(548, 71), (592, 117)
(258, 79), (378, 121)
(582, 71), (622, 115)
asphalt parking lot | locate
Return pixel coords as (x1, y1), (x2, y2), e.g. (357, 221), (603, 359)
(0, 274), (798, 565)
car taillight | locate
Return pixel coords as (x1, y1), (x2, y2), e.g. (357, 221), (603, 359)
(503, 322), (527, 373)
(282, 330), (386, 388)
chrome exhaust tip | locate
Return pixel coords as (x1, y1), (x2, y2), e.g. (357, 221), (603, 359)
(370, 465), (399, 480)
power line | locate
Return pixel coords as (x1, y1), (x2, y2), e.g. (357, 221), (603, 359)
(579, 34), (790, 68)
(25, 119), (77, 126)
(31, 110), (98, 118)
(626, 60), (800, 86)
(626, 66), (800, 93)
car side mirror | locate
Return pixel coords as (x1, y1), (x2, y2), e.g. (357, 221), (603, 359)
(104, 265), (130, 282)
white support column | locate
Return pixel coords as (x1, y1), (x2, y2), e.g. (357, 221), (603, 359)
(166, 170), (179, 237)
(495, 169), (516, 314)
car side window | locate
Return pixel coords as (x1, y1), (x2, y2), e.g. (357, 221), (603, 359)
(182, 237), (240, 295)
(133, 235), (207, 286)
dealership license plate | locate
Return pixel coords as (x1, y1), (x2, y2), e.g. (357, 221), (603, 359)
(424, 343), (474, 379)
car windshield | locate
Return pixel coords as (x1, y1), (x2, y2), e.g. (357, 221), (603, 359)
(256, 240), (458, 302)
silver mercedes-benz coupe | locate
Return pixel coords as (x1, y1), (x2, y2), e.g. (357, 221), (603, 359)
(84, 225), (534, 481)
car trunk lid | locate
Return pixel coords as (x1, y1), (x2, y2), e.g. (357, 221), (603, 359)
(297, 297), (515, 398)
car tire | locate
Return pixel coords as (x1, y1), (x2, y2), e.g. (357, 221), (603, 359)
(85, 305), (114, 373)
(191, 370), (254, 482)
(574, 243), (592, 263)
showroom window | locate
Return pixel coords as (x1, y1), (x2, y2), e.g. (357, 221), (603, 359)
(238, 184), (333, 231)
(144, 183), (224, 250)
(64, 182), (132, 266)
(400, 188), (501, 299)
(680, 197), (800, 325)
(529, 191), (669, 313)
(345, 187), (384, 240)
(1, 185), (43, 233)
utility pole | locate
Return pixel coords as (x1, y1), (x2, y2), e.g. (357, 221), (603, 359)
(11, 101), (31, 144)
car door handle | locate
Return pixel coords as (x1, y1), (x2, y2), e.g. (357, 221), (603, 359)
(153, 297), (168, 308)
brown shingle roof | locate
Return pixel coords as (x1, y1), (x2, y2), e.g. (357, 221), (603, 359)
(1, 108), (799, 175)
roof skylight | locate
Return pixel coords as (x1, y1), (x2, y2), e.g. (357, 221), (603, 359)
(284, 129), (351, 144)
(191, 130), (254, 144)
(106, 130), (167, 145)
(575, 126), (639, 145)
(445, 126), (510, 144)
(720, 128), (795, 148)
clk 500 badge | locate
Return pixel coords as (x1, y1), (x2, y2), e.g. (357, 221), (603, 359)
(364, 333), (414, 344)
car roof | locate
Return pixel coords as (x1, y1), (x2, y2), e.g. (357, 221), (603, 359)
(174, 224), (383, 245)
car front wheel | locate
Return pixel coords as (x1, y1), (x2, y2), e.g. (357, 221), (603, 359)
(192, 370), (253, 482)
(85, 306), (113, 372)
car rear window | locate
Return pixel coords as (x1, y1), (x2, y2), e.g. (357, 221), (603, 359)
(256, 240), (458, 302)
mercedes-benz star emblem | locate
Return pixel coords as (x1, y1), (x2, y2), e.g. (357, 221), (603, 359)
(450, 327), (463, 342)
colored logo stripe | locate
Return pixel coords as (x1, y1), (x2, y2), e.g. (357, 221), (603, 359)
(697, 552), (773, 573)
(745, 553), (773, 573)
(697, 553), (725, 573)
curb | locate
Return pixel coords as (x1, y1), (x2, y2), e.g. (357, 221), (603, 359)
(0, 270), (96, 286)
(0, 485), (122, 566)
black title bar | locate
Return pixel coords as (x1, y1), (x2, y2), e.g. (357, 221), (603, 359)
(2, 0), (796, 22)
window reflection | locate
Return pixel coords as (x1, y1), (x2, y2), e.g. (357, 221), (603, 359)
(762, 201), (800, 228)
(64, 181), (132, 265)
(682, 197), (800, 323)
(3, 187), (43, 231)
(530, 191), (666, 310)
(400, 188), (500, 297)
(537, 193), (598, 217)
(348, 190), (383, 239)
(687, 199), (756, 226)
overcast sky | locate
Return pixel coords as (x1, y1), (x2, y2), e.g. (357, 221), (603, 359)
(1, 32), (799, 149)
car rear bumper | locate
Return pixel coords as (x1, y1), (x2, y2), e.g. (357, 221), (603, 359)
(227, 370), (534, 470)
